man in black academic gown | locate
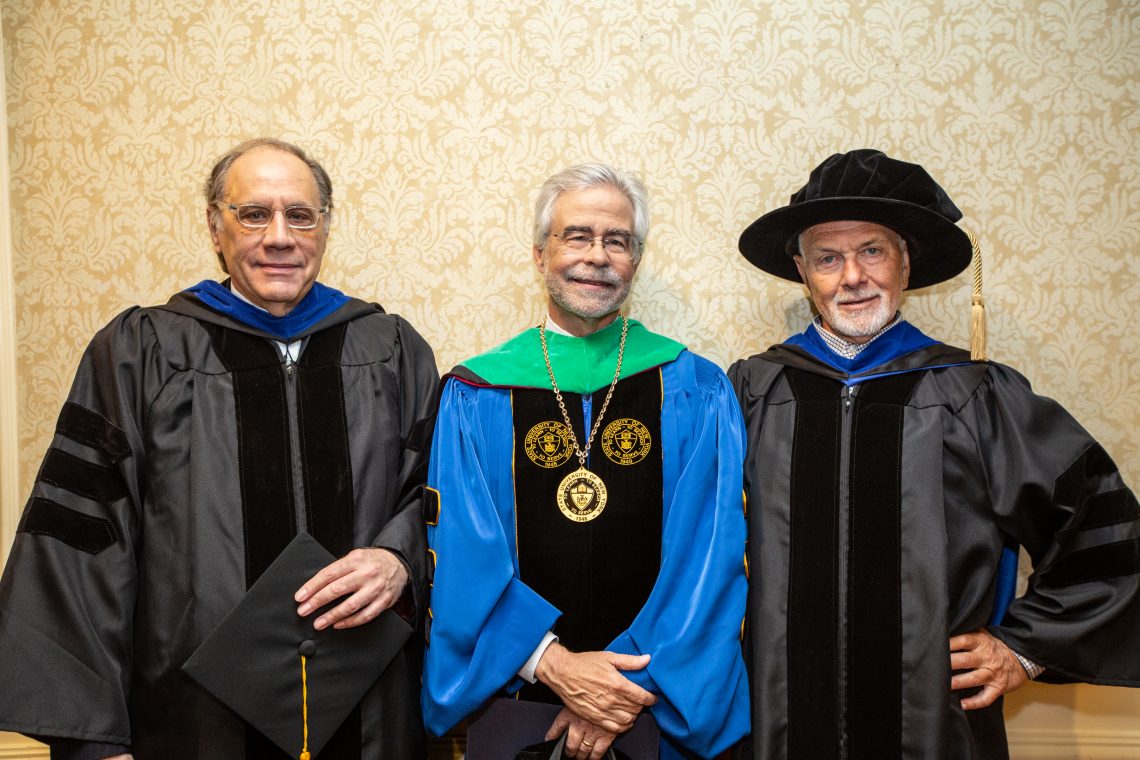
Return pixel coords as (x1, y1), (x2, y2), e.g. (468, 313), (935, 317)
(0, 139), (438, 758)
(729, 149), (1140, 760)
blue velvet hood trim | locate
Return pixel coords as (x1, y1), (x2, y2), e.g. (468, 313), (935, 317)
(184, 280), (351, 341)
(784, 319), (941, 375)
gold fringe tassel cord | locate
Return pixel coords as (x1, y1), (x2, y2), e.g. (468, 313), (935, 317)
(967, 232), (987, 362)
(300, 654), (311, 760)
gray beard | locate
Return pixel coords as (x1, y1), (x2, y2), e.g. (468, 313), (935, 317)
(822, 289), (897, 339)
(545, 266), (630, 320)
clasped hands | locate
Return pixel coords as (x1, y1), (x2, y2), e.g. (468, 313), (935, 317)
(533, 642), (656, 760)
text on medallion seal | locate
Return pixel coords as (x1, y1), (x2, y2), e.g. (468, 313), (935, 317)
(557, 468), (607, 522)
(524, 421), (574, 468)
(601, 418), (652, 466)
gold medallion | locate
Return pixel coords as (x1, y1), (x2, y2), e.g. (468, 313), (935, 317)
(556, 467), (607, 522)
(540, 315), (627, 524)
(524, 421), (574, 468)
(601, 418), (652, 465)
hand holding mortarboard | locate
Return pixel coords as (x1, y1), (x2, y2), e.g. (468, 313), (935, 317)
(294, 544), (410, 630)
(183, 532), (412, 758)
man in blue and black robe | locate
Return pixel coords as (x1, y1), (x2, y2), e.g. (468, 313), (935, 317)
(422, 164), (749, 760)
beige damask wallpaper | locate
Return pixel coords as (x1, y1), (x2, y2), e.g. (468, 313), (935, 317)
(1, 0), (1138, 754)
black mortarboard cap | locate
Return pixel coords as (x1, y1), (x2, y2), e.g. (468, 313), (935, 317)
(183, 532), (412, 758)
(739, 148), (972, 289)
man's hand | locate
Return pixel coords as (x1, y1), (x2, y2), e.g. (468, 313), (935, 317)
(546, 707), (617, 760)
(949, 629), (1029, 710)
(294, 547), (408, 630)
(533, 642), (657, 733)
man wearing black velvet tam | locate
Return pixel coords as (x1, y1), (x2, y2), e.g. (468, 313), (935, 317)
(0, 138), (438, 759)
(729, 149), (1140, 760)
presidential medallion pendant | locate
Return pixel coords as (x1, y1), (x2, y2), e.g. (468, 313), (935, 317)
(557, 467), (607, 522)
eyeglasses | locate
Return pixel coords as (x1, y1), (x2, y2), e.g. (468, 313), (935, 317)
(548, 229), (640, 260)
(217, 203), (328, 230)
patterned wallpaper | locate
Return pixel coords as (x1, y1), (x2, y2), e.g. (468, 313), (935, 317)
(3, 0), (1137, 501)
(1, 0), (1138, 753)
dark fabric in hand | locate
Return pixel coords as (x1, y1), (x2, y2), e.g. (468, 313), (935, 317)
(516, 736), (630, 760)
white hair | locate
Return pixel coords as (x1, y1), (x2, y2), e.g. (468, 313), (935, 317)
(532, 163), (649, 259)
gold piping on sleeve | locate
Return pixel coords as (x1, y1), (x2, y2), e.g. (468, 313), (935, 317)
(510, 390), (519, 564)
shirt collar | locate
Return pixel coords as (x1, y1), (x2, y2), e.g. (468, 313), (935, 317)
(811, 312), (903, 359)
(545, 312), (572, 337)
(230, 284), (302, 360)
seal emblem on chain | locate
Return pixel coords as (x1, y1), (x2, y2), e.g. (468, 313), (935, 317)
(556, 469), (608, 522)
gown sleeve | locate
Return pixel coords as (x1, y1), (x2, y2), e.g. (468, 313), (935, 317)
(369, 315), (440, 621)
(0, 308), (163, 744)
(420, 378), (561, 736)
(606, 354), (751, 758)
(975, 364), (1140, 685)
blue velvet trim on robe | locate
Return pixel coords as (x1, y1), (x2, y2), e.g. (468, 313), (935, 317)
(785, 319), (940, 376)
(184, 280), (350, 341)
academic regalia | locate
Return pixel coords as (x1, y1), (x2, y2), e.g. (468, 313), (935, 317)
(728, 320), (1140, 760)
(0, 281), (438, 759)
(421, 318), (750, 759)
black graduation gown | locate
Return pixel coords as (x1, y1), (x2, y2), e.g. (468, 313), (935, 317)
(0, 291), (438, 758)
(729, 342), (1140, 760)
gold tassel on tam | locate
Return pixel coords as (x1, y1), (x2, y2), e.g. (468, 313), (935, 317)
(967, 232), (987, 362)
(300, 654), (311, 760)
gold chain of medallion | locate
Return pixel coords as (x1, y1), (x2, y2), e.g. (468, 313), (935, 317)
(540, 315), (628, 522)
(538, 314), (629, 464)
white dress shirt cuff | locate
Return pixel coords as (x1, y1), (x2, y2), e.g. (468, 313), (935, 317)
(518, 630), (559, 684)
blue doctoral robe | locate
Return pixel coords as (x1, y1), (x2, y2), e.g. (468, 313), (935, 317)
(422, 327), (750, 759)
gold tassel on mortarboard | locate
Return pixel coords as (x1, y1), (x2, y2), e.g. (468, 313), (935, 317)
(300, 654), (311, 760)
(966, 232), (987, 362)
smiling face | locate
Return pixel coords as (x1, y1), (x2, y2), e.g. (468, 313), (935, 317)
(208, 146), (328, 316)
(794, 220), (910, 344)
(533, 184), (639, 336)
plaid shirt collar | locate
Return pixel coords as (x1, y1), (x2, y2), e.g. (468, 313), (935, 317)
(811, 312), (903, 359)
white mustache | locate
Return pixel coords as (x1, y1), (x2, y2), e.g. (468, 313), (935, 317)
(565, 265), (622, 286)
(835, 288), (881, 304)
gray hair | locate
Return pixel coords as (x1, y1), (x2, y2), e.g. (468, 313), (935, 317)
(205, 138), (333, 270)
(532, 163), (649, 259)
